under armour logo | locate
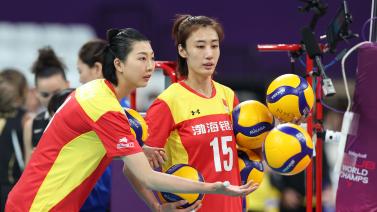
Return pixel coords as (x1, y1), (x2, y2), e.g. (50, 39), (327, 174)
(191, 109), (200, 115)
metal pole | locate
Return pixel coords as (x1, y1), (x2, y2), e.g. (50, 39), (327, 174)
(256, 45), (321, 211)
(370, 0), (377, 42)
(130, 90), (136, 109)
(315, 78), (323, 212)
(131, 61), (178, 109)
(306, 55), (314, 212)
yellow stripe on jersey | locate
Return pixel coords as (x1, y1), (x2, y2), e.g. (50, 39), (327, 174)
(75, 79), (124, 122)
(162, 130), (189, 172)
(158, 81), (235, 124)
(30, 131), (106, 211)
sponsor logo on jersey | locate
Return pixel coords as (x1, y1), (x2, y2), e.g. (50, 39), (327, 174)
(117, 137), (135, 149)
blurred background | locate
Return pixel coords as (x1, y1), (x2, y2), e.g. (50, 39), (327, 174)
(0, 0), (370, 95)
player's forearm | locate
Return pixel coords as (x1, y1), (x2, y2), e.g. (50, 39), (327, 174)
(23, 120), (33, 165)
(123, 153), (218, 195)
(123, 166), (160, 211)
(145, 170), (216, 194)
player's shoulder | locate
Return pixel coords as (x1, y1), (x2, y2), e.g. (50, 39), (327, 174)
(76, 79), (109, 97)
(157, 82), (186, 100)
(213, 81), (235, 96)
(75, 79), (123, 121)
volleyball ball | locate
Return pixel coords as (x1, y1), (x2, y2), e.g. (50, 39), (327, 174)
(238, 147), (264, 185)
(157, 164), (204, 208)
(232, 100), (274, 149)
(124, 108), (148, 146)
(266, 74), (314, 122)
(263, 123), (313, 175)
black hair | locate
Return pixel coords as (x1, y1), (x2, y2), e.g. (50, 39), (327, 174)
(102, 28), (149, 85)
(172, 14), (224, 78)
(31, 47), (67, 86)
(78, 39), (107, 67)
(47, 88), (75, 116)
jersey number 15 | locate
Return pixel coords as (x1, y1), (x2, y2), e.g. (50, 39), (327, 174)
(210, 136), (234, 172)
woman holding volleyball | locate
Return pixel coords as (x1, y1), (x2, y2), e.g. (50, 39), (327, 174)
(6, 28), (256, 212)
(130, 15), (259, 212)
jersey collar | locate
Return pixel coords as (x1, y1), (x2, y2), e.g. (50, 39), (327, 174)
(179, 80), (216, 99)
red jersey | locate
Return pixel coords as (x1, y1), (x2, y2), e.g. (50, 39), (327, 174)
(6, 79), (142, 211)
(145, 81), (242, 212)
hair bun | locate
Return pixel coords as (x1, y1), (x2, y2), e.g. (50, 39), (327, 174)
(32, 47), (65, 74)
(107, 29), (121, 42)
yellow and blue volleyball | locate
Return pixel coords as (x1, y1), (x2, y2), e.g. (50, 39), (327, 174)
(157, 164), (204, 208)
(232, 100), (274, 149)
(237, 147), (264, 185)
(266, 74), (314, 122)
(124, 108), (148, 146)
(262, 123), (313, 175)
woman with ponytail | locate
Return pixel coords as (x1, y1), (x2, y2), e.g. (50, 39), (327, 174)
(77, 39), (107, 84)
(6, 28), (257, 211)
(140, 14), (255, 211)
(23, 47), (70, 164)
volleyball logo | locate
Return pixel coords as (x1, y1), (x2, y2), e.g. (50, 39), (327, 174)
(232, 100), (274, 149)
(262, 123), (313, 175)
(124, 108), (148, 146)
(266, 74), (314, 122)
(157, 164), (204, 208)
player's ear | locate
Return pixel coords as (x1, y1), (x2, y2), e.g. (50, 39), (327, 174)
(178, 44), (187, 58)
(94, 62), (103, 78)
(114, 58), (124, 73)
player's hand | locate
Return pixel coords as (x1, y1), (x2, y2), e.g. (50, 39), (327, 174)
(156, 200), (202, 212)
(142, 145), (167, 169)
(213, 180), (259, 196)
